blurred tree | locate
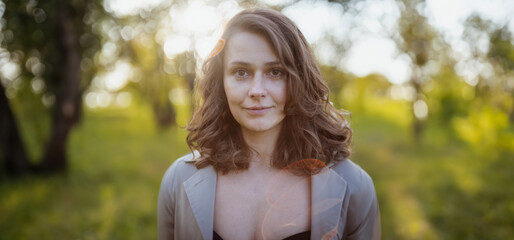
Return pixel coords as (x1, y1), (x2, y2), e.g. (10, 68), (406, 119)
(462, 15), (496, 101)
(126, 16), (178, 128)
(447, 14), (514, 154)
(487, 26), (514, 122)
(463, 14), (514, 121)
(427, 65), (471, 123)
(320, 65), (351, 109)
(0, 0), (103, 176)
(391, 0), (440, 141)
(175, 51), (196, 92)
(340, 73), (391, 112)
(0, 82), (30, 175)
(103, 1), (189, 129)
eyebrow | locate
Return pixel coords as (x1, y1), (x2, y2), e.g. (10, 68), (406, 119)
(227, 61), (282, 67)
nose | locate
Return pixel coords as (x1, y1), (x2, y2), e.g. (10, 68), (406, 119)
(248, 73), (266, 98)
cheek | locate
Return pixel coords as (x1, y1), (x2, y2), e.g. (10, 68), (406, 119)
(223, 78), (240, 103)
(272, 81), (287, 105)
(223, 77), (232, 100)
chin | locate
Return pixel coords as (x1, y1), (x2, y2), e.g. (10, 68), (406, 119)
(242, 125), (269, 132)
(242, 121), (282, 133)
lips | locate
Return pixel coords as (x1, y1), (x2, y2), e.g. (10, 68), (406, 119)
(246, 106), (272, 110)
(244, 106), (272, 114)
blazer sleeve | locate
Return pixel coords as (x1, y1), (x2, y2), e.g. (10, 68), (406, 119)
(344, 170), (381, 240)
(158, 161), (179, 240)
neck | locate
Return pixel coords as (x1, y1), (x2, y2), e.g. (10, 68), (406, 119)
(241, 124), (282, 166)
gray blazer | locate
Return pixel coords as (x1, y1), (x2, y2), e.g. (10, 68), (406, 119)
(158, 153), (381, 240)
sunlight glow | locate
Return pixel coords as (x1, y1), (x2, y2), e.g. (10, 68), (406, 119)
(169, 88), (189, 105)
(105, 0), (514, 85)
(41, 92), (55, 107)
(104, 0), (165, 17)
(84, 59), (133, 109)
(169, 2), (221, 36)
(115, 92), (132, 108)
(344, 38), (411, 84)
(426, 0), (514, 39)
(283, 1), (347, 43)
(164, 36), (191, 58)
(85, 90), (115, 108)
(0, 61), (20, 81)
(195, 36), (220, 60)
(166, 0), (241, 59)
(389, 84), (416, 101)
(103, 60), (133, 92)
(31, 77), (45, 94)
(413, 100), (428, 119)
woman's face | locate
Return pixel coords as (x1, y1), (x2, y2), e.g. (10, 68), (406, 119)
(223, 31), (287, 135)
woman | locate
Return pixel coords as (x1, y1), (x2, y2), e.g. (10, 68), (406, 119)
(158, 8), (380, 240)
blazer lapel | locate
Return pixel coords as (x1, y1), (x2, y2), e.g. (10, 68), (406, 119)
(184, 165), (217, 240)
(311, 165), (348, 240)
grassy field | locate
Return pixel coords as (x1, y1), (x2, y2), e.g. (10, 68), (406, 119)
(0, 104), (512, 239)
(351, 114), (513, 240)
(0, 105), (190, 239)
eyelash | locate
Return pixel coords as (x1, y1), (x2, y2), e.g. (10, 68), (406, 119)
(231, 68), (284, 79)
(268, 69), (283, 79)
(233, 69), (249, 78)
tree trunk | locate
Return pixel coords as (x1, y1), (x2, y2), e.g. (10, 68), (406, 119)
(509, 93), (514, 123)
(185, 51), (196, 91)
(39, 1), (82, 173)
(412, 116), (423, 143)
(153, 101), (177, 128)
(0, 83), (31, 177)
(411, 74), (424, 143)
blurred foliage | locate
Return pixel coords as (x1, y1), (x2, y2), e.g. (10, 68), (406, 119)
(393, 0), (444, 141)
(0, 103), (190, 239)
(426, 65), (472, 123)
(452, 106), (513, 156)
(0, 0), (106, 173)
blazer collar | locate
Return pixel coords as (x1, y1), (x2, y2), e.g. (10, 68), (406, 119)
(183, 164), (347, 240)
(183, 165), (217, 240)
(311, 165), (348, 239)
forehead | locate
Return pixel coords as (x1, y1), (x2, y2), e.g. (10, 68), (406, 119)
(224, 31), (279, 66)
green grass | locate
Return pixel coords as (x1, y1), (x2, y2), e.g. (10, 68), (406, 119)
(0, 104), (189, 240)
(0, 105), (512, 239)
(351, 114), (514, 240)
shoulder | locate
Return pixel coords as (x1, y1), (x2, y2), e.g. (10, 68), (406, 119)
(160, 152), (200, 191)
(329, 159), (378, 214)
(330, 159), (380, 236)
(330, 159), (376, 196)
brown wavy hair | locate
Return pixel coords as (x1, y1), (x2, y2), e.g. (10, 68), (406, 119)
(186, 8), (352, 176)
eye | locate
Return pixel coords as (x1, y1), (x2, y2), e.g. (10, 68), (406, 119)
(268, 69), (284, 79)
(234, 69), (249, 78)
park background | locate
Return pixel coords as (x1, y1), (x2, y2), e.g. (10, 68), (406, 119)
(0, 0), (513, 239)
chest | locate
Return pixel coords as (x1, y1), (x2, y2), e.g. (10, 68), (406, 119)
(213, 171), (311, 240)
